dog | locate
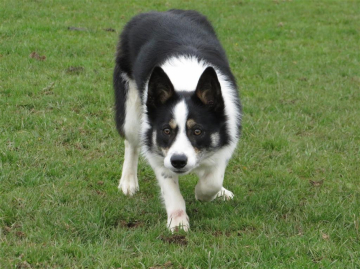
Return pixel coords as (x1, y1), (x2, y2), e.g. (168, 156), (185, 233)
(113, 9), (241, 231)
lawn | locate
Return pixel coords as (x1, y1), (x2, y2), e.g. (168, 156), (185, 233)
(1, 0), (359, 268)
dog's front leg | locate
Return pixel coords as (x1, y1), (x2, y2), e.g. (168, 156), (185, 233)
(195, 162), (234, 202)
(155, 169), (189, 232)
(118, 139), (140, 196)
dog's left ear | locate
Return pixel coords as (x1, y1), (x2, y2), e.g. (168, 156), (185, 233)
(194, 67), (224, 112)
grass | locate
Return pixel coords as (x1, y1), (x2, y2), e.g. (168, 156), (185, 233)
(1, 0), (359, 268)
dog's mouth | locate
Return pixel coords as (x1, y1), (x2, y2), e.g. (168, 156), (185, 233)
(172, 169), (190, 175)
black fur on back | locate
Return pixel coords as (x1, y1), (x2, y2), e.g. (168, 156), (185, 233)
(113, 9), (241, 137)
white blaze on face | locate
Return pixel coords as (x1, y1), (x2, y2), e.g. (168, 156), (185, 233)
(163, 100), (197, 172)
(161, 56), (207, 92)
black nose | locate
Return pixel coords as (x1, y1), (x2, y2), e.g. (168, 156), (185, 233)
(170, 154), (187, 169)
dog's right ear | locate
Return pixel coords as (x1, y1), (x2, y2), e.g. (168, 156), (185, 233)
(147, 66), (174, 108)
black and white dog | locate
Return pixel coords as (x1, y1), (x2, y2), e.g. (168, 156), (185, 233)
(113, 10), (241, 231)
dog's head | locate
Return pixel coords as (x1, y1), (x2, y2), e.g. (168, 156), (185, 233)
(145, 66), (229, 174)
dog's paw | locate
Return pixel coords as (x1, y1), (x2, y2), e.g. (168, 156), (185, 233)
(118, 175), (139, 196)
(215, 187), (234, 201)
(167, 210), (189, 232)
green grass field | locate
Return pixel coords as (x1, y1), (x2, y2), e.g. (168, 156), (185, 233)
(1, 0), (359, 268)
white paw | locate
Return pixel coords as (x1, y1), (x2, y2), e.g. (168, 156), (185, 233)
(118, 174), (139, 196)
(215, 187), (234, 201)
(167, 210), (189, 232)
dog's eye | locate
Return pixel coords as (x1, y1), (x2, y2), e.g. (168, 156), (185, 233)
(163, 128), (171, 135)
(194, 129), (202, 136)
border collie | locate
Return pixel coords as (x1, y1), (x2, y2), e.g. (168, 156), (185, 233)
(113, 9), (241, 231)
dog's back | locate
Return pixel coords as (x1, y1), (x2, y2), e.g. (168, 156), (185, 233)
(115, 10), (235, 93)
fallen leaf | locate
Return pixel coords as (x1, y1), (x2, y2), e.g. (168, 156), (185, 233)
(68, 26), (88, 31)
(309, 179), (324, 187)
(3, 226), (12, 234)
(15, 231), (26, 238)
(66, 66), (84, 74)
(95, 190), (105, 196)
(16, 261), (31, 269)
(322, 233), (329, 240)
(29, 51), (46, 61)
(104, 28), (116, 32)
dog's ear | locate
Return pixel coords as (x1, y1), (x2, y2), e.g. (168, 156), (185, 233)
(147, 66), (174, 107)
(194, 67), (224, 112)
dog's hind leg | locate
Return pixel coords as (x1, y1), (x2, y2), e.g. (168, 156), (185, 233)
(114, 69), (142, 196)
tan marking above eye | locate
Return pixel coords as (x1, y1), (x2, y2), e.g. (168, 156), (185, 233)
(187, 119), (196, 128)
(169, 119), (177, 129)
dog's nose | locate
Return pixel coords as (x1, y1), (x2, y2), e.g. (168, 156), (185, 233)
(170, 154), (187, 169)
